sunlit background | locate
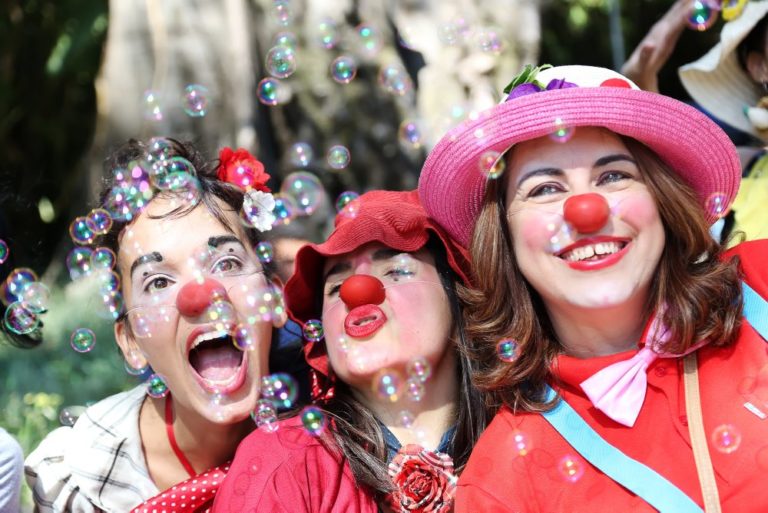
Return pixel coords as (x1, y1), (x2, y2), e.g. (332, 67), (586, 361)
(0, 0), (724, 508)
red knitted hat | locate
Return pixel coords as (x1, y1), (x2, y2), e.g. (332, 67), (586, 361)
(284, 189), (470, 399)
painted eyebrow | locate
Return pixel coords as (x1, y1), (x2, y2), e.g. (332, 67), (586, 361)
(323, 248), (408, 283)
(516, 153), (637, 188)
(130, 251), (163, 278)
(208, 235), (244, 248)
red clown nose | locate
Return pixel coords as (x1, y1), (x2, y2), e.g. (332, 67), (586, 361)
(563, 193), (610, 234)
(339, 274), (386, 310)
(176, 277), (228, 317)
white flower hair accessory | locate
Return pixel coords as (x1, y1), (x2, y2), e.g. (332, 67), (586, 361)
(242, 189), (276, 232)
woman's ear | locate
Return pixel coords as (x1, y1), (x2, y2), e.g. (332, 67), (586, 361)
(269, 276), (288, 328)
(115, 321), (148, 371)
(745, 51), (768, 84)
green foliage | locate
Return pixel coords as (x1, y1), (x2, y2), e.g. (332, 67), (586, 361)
(503, 64), (553, 94)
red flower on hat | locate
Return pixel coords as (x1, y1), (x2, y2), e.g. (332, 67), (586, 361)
(218, 147), (271, 192)
(387, 445), (457, 513)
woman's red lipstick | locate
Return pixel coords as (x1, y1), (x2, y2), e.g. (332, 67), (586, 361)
(344, 305), (387, 338)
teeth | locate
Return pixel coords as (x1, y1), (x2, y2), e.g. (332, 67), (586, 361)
(563, 242), (621, 262)
(191, 329), (229, 350)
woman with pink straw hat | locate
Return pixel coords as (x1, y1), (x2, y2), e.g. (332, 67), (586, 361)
(419, 64), (768, 512)
(213, 190), (487, 513)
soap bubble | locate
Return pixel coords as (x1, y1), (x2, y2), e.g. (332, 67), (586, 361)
(69, 217), (96, 245)
(4, 302), (39, 335)
(20, 282), (50, 313)
(280, 171), (325, 216)
(301, 406), (327, 436)
(146, 373), (169, 398)
(330, 56), (357, 84)
(326, 145), (351, 170)
(70, 327), (96, 353)
(335, 191), (360, 213)
(302, 319), (324, 342)
(288, 142), (313, 168)
(497, 338), (520, 363)
(265, 46), (297, 79)
(252, 399), (279, 432)
(182, 84), (209, 117)
(373, 368), (403, 402)
(711, 424), (742, 454)
(260, 373), (298, 409)
(378, 66), (412, 96)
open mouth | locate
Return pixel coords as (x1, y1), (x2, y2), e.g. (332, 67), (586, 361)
(557, 239), (630, 270)
(344, 305), (387, 339)
(559, 241), (627, 262)
(187, 328), (247, 394)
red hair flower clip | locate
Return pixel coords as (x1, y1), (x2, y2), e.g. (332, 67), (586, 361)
(217, 147), (271, 192)
(218, 147), (275, 232)
(387, 444), (457, 513)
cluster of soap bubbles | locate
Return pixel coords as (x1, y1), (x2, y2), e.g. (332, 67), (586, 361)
(143, 84), (210, 121)
(405, 357), (432, 402)
(258, 169), (327, 227)
(1, 268), (49, 337)
(260, 373), (298, 409)
(252, 372), (302, 432)
(368, 357), (433, 405)
(69, 208), (114, 246)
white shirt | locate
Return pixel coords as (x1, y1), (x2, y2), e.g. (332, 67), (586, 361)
(25, 385), (158, 512)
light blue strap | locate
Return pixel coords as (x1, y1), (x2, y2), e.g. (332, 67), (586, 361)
(541, 385), (703, 513)
(743, 281), (768, 342)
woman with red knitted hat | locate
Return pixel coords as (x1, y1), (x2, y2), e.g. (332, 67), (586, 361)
(418, 64), (768, 512)
(213, 190), (488, 513)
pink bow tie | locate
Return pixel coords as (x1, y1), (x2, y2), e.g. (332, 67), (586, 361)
(580, 315), (706, 427)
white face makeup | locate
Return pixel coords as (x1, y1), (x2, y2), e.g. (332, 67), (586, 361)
(504, 127), (665, 313)
(320, 243), (453, 393)
(115, 196), (273, 423)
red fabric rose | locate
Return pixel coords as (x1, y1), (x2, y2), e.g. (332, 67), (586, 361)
(217, 147), (271, 192)
(387, 444), (457, 513)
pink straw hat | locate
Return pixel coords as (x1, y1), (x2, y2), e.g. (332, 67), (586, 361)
(418, 65), (742, 247)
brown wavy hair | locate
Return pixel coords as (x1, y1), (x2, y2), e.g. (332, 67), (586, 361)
(460, 135), (743, 413)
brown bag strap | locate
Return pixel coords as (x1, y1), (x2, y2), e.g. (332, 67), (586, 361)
(683, 352), (722, 513)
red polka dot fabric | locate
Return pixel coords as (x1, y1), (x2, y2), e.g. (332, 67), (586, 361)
(130, 463), (230, 513)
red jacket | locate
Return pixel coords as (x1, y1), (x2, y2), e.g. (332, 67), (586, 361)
(456, 239), (768, 513)
(212, 415), (378, 513)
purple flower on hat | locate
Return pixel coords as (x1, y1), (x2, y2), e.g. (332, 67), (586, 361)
(546, 78), (578, 91)
(506, 82), (543, 100)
